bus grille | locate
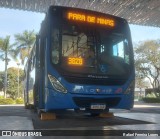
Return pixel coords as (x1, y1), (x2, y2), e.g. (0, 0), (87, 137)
(63, 76), (126, 85)
(73, 97), (121, 108)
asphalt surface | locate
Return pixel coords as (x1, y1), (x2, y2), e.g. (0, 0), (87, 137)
(0, 102), (159, 130)
(0, 103), (160, 138)
(0, 105), (31, 117)
(32, 112), (152, 129)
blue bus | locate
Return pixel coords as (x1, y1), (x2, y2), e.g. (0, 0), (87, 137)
(24, 6), (135, 116)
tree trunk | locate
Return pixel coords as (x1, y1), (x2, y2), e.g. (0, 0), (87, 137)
(4, 52), (8, 98)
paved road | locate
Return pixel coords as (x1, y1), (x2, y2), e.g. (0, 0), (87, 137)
(0, 105), (31, 117)
(0, 102), (160, 117)
(0, 102), (160, 138)
(0, 102), (160, 130)
(0, 105), (153, 129)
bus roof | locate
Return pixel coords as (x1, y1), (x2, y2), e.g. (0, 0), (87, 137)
(47, 5), (127, 23)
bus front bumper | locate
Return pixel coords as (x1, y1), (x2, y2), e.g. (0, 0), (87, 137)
(44, 88), (134, 111)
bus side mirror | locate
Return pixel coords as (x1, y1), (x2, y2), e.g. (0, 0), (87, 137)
(124, 40), (129, 54)
(36, 35), (40, 47)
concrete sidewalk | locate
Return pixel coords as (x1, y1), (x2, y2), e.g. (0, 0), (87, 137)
(134, 101), (160, 108)
(0, 116), (33, 130)
(0, 105), (34, 131)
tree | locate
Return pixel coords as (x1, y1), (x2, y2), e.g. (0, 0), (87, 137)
(0, 36), (16, 98)
(0, 71), (5, 91)
(7, 67), (24, 99)
(135, 76), (150, 89)
(135, 40), (160, 98)
(14, 30), (36, 64)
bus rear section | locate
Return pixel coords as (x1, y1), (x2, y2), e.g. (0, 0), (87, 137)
(25, 6), (135, 115)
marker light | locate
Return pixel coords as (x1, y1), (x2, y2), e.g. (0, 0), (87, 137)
(48, 74), (67, 93)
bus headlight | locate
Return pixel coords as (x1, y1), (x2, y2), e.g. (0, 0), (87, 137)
(48, 74), (67, 93)
(124, 80), (135, 94)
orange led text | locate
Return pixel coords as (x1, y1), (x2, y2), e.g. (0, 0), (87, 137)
(67, 12), (115, 27)
(68, 57), (83, 66)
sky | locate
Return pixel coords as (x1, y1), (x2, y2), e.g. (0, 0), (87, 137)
(0, 8), (45, 71)
(0, 8), (160, 72)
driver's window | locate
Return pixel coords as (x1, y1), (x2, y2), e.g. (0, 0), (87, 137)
(113, 41), (124, 58)
(112, 39), (130, 64)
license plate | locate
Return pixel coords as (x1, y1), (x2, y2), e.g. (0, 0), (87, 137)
(90, 104), (106, 110)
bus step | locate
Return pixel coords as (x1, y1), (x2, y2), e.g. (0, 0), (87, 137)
(99, 112), (114, 118)
(40, 113), (56, 120)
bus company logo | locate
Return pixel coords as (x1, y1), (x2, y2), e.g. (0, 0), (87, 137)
(95, 88), (112, 93)
(115, 88), (123, 94)
(75, 88), (112, 94)
(96, 89), (101, 93)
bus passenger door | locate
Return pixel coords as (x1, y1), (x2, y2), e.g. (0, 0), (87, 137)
(35, 35), (46, 109)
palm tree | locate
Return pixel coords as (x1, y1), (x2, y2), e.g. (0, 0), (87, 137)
(14, 30), (36, 64)
(0, 36), (16, 98)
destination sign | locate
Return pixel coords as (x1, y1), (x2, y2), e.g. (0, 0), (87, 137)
(68, 57), (83, 66)
(67, 12), (115, 27)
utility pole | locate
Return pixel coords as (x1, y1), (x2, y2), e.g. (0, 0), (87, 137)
(17, 62), (20, 98)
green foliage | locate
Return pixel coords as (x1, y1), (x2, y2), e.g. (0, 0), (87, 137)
(134, 40), (160, 98)
(0, 31), (36, 98)
(15, 98), (24, 104)
(7, 67), (24, 99)
(0, 96), (4, 99)
(0, 97), (24, 105)
(0, 71), (4, 91)
(0, 97), (24, 104)
(0, 36), (17, 98)
(14, 30), (36, 65)
(146, 93), (156, 98)
(142, 92), (160, 103)
(142, 98), (160, 103)
(0, 36), (15, 56)
(0, 98), (15, 105)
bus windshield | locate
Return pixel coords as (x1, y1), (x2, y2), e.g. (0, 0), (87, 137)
(51, 22), (131, 77)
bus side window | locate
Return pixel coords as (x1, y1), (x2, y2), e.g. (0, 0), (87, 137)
(51, 29), (59, 64)
(40, 37), (45, 68)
